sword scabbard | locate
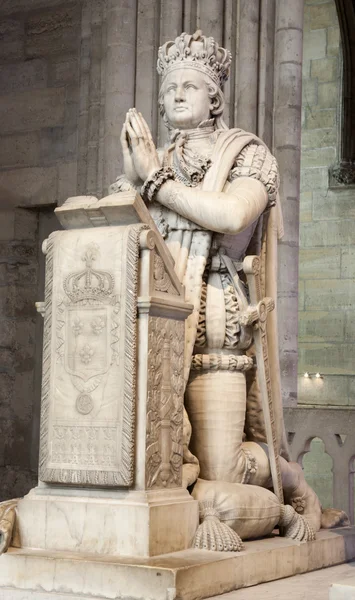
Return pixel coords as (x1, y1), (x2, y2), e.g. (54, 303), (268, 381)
(243, 255), (284, 504)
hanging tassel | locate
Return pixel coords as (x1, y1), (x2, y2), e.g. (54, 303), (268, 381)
(279, 504), (316, 542)
(193, 501), (244, 552)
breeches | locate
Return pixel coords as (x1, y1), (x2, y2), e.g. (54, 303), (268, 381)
(185, 369), (270, 486)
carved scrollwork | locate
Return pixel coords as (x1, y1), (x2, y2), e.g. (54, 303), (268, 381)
(146, 317), (184, 489)
(153, 252), (179, 295)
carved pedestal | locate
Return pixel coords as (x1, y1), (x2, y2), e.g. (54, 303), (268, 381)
(12, 192), (198, 558)
(2, 193), (355, 600)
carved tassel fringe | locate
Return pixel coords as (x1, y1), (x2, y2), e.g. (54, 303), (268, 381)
(193, 502), (244, 552)
(279, 504), (316, 542)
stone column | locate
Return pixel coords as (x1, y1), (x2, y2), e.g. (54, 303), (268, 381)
(135, 0), (161, 143)
(258, 0), (276, 148)
(274, 0), (304, 407)
(235, 0), (261, 133)
(102, 0), (138, 193)
(77, 0), (107, 199)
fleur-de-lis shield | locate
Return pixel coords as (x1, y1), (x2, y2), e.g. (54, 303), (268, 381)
(65, 306), (110, 381)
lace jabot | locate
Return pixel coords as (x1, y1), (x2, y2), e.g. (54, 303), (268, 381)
(165, 119), (216, 186)
(169, 118), (216, 143)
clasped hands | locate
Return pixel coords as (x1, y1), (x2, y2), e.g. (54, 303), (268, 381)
(121, 108), (161, 187)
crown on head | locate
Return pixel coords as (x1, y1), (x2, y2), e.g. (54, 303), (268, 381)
(157, 30), (232, 88)
(64, 243), (114, 303)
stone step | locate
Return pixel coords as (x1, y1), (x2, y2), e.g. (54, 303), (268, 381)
(0, 528), (355, 600)
(205, 561), (355, 600)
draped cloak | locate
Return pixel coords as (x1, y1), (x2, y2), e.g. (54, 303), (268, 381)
(110, 125), (289, 463)
(149, 127), (287, 459)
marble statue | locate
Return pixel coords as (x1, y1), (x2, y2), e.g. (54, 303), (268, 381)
(111, 30), (348, 549)
(0, 31), (348, 570)
(1, 28), (354, 600)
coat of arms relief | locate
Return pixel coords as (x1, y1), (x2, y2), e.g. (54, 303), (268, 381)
(50, 241), (121, 473)
(58, 242), (119, 417)
(39, 225), (146, 486)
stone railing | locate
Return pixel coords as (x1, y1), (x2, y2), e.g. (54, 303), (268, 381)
(284, 407), (355, 523)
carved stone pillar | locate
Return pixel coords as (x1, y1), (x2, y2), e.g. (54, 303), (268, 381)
(274, 0), (304, 407)
(13, 192), (198, 558)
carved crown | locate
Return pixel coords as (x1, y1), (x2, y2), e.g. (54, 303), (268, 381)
(157, 30), (232, 88)
(63, 243), (114, 303)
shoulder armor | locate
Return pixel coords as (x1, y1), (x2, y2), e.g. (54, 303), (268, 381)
(228, 143), (280, 207)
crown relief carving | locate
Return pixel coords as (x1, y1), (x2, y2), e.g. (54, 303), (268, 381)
(63, 243), (114, 303)
(157, 30), (232, 88)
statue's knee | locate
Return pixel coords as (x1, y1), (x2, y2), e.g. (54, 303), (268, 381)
(241, 441), (271, 486)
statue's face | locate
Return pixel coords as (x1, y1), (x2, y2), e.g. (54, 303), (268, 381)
(162, 68), (212, 129)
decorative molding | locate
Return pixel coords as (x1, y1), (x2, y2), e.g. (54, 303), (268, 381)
(145, 317), (184, 489)
(191, 353), (253, 372)
(329, 161), (355, 187)
(285, 406), (355, 521)
(38, 231), (60, 485)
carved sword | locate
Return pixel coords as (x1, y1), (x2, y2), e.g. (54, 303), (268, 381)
(242, 255), (284, 504)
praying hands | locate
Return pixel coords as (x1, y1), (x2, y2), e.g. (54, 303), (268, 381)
(120, 108), (160, 185)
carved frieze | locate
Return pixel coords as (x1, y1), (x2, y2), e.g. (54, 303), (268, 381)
(145, 316), (184, 489)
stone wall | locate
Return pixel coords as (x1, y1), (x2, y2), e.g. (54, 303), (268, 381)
(0, 0), (82, 500)
(298, 0), (355, 407)
(0, 208), (39, 497)
(0, 0), (81, 208)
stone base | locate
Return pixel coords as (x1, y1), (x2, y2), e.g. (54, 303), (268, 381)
(330, 578), (355, 600)
(1, 528), (355, 600)
(12, 487), (199, 558)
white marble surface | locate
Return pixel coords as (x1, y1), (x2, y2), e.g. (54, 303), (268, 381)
(39, 224), (140, 487)
(14, 487), (198, 557)
(2, 563), (355, 600)
(204, 562), (355, 600)
(2, 529), (355, 600)
(330, 578), (355, 600)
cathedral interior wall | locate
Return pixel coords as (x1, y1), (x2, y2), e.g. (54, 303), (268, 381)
(0, 0), (353, 516)
(298, 0), (355, 408)
(0, 0), (82, 499)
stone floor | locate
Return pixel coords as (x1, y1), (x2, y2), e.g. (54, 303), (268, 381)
(208, 562), (355, 599)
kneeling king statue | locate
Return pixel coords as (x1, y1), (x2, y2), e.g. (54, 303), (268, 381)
(0, 30), (348, 555)
(111, 30), (348, 550)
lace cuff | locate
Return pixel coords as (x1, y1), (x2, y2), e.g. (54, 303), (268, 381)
(141, 167), (175, 202)
(109, 175), (138, 195)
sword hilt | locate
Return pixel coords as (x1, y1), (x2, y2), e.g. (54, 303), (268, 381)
(238, 298), (275, 328)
